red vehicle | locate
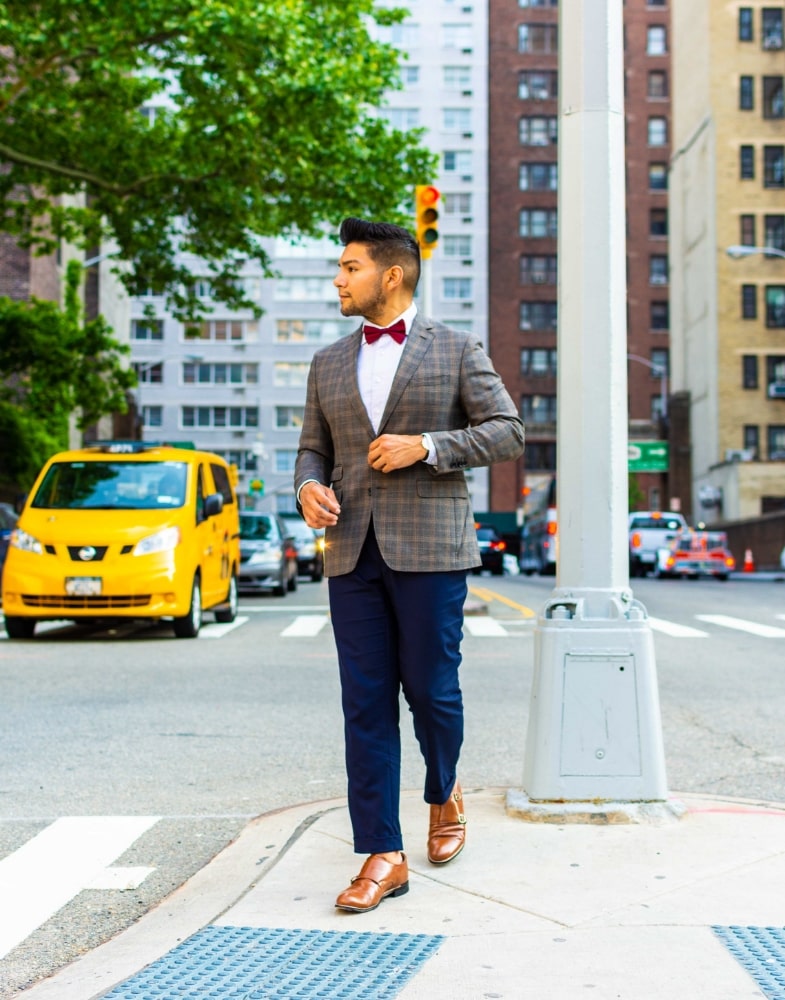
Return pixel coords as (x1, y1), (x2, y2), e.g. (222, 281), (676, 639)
(655, 529), (736, 581)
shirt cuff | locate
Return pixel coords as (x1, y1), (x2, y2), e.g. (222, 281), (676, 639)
(421, 433), (437, 466)
(296, 479), (320, 504)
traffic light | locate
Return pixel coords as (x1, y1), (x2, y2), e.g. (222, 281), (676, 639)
(415, 185), (440, 258)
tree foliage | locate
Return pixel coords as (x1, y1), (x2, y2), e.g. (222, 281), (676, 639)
(0, 260), (136, 492)
(0, 0), (436, 318)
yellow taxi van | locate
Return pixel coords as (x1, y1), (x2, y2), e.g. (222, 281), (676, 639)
(1, 442), (240, 639)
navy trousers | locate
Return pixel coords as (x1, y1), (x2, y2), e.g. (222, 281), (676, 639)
(328, 522), (468, 855)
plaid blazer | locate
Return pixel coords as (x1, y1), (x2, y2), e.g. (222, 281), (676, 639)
(294, 315), (525, 576)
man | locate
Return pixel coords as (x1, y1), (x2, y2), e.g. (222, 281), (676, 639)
(295, 217), (524, 913)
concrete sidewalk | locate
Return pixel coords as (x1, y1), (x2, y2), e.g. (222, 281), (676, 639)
(19, 788), (785, 1000)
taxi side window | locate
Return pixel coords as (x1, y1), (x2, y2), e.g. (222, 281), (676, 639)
(196, 465), (207, 523)
(210, 463), (234, 506)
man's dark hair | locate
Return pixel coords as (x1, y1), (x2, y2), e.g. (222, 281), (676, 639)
(339, 217), (421, 292)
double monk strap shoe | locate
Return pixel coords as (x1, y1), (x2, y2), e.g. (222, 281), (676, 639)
(427, 781), (466, 865)
(335, 853), (409, 913)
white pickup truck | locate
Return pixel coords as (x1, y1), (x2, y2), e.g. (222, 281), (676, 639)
(628, 510), (688, 577)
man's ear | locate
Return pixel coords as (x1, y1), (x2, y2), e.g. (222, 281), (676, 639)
(385, 264), (405, 290)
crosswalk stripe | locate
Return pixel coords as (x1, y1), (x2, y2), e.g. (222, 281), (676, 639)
(200, 617), (249, 638)
(281, 615), (330, 638)
(647, 616), (709, 638)
(464, 617), (510, 637)
(695, 614), (785, 638)
(0, 816), (159, 960)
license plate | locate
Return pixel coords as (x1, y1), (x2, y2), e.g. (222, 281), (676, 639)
(65, 577), (102, 596)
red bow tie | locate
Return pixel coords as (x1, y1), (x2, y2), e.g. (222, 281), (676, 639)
(363, 319), (406, 344)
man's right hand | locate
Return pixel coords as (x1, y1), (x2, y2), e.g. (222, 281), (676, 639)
(299, 481), (341, 528)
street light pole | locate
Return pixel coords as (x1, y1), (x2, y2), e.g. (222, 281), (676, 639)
(512, 0), (669, 820)
(726, 244), (785, 261)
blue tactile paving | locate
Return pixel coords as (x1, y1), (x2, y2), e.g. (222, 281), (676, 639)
(100, 926), (445, 1000)
(713, 926), (785, 1000)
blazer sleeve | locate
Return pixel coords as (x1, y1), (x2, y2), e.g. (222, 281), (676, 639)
(294, 352), (334, 495)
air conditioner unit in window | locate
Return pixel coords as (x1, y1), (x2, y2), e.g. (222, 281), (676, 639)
(768, 382), (785, 398)
(724, 448), (755, 462)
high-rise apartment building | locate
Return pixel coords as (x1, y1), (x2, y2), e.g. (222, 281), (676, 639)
(488, 0), (673, 514)
(670, 0), (785, 521)
(130, 0), (490, 513)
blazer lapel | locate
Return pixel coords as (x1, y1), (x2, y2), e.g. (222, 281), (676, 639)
(377, 316), (435, 434)
(343, 327), (377, 437)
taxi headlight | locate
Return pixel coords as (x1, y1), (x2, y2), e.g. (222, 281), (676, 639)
(10, 528), (43, 555)
(133, 526), (181, 556)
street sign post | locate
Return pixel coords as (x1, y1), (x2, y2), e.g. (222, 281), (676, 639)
(628, 441), (669, 472)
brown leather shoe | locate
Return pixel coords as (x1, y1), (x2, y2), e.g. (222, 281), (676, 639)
(335, 853), (409, 913)
(427, 781), (466, 864)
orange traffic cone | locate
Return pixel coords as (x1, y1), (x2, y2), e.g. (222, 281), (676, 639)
(743, 548), (755, 572)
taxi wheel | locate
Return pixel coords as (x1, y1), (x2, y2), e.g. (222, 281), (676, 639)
(214, 573), (238, 623)
(4, 616), (37, 639)
(173, 576), (203, 638)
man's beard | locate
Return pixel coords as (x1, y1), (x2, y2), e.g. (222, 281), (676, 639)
(340, 276), (386, 320)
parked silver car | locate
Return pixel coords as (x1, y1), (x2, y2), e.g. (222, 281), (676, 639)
(238, 513), (298, 596)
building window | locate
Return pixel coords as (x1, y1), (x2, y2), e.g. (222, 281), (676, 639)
(524, 441), (557, 471)
(763, 76), (785, 118)
(647, 70), (668, 99)
(739, 75), (755, 110)
(740, 144), (755, 179)
(142, 405), (163, 428)
(443, 192), (472, 215)
(520, 301), (557, 330)
(518, 24), (558, 53)
(384, 22), (420, 47)
(183, 362), (258, 385)
(442, 23), (473, 48)
(401, 65), (420, 86)
(649, 255), (668, 285)
(520, 348), (557, 377)
(739, 7), (754, 41)
(131, 319), (164, 341)
(742, 285), (758, 319)
(744, 425), (760, 458)
(519, 208), (558, 238)
(380, 108), (420, 130)
(762, 8), (784, 49)
(651, 348), (669, 378)
(649, 208), (668, 237)
(276, 319), (351, 343)
(764, 146), (785, 187)
(182, 406), (259, 429)
(648, 163), (668, 190)
(521, 394), (557, 424)
(442, 277), (473, 300)
(442, 234), (473, 257)
(443, 150), (473, 173)
(518, 70), (558, 100)
(274, 278), (335, 301)
(741, 214), (757, 246)
(519, 162), (558, 190)
(766, 355), (785, 387)
(766, 286), (785, 327)
(646, 26), (667, 55)
(741, 354), (758, 389)
(443, 107), (472, 131)
(520, 255), (558, 285)
(273, 362), (310, 388)
(274, 450), (298, 475)
(274, 406), (305, 430)
(518, 0), (558, 6)
(443, 65), (471, 88)
(764, 215), (785, 251)
(650, 302), (669, 330)
(133, 361), (163, 383)
(519, 116), (558, 146)
(647, 117), (668, 145)
(215, 450), (257, 473)
(767, 425), (785, 459)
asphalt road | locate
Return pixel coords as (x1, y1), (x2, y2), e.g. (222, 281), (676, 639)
(1, 571), (784, 995)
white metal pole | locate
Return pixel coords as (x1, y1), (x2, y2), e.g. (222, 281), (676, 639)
(513, 0), (669, 813)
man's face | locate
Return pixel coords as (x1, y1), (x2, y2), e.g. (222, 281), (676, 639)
(333, 242), (387, 320)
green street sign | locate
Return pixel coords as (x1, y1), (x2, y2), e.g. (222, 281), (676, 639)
(628, 440), (669, 472)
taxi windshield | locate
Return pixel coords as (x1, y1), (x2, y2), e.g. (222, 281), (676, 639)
(31, 461), (188, 510)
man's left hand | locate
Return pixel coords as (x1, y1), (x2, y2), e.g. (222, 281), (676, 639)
(368, 434), (427, 473)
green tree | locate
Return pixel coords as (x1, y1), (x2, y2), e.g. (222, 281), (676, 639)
(0, 260), (136, 492)
(0, 0), (436, 319)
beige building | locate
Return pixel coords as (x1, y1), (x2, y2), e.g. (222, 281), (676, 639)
(670, 0), (785, 522)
